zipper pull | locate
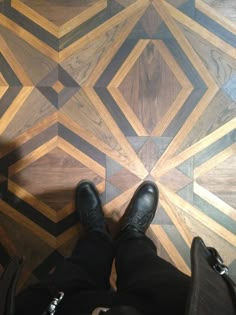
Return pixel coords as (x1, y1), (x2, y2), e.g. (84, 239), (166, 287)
(48, 292), (64, 315)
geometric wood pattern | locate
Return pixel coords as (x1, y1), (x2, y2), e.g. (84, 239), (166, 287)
(0, 0), (236, 289)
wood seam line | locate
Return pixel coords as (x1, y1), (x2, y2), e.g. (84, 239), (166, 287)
(0, 87), (33, 135)
(0, 112), (58, 159)
(8, 180), (57, 222)
(0, 34), (32, 85)
(194, 143), (236, 179)
(59, 0), (108, 38)
(103, 182), (142, 216)
(151, 0), (219, 174)
(8, 136), (58, 176)
(153, 117), (236, 177)
(85, 13), (148, 87)
(196, 0), (236, 36)
(164, 0), (236, 58)
(158, 183), (236, 247)
(0, 14), (58, 62)
(193, 182), (236, 221)
(11, 0), (59, 37)
(59, 0), (150, 61)
(0, 200), (56, 247)
(158, 186), (192, 247)
(150, 225), (191, 276)
(57, 137), (106, 178)
(83, 87), (148, 179)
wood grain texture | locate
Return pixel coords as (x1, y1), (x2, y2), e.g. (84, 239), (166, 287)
(0, 0), (236, 286)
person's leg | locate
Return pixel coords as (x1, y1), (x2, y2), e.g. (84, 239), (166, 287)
(16, 181), (114, 315)
(114, 230), (190, 315)
(16, 231), (114, 315)
(113, 181), (189, 315)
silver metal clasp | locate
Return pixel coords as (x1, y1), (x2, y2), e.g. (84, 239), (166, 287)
(209, 247), (229, 276)
(48, 292), (64, 315)
(213, 263), (229, 275)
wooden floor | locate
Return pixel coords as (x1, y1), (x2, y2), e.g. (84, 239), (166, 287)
(0, 0), (235, 287)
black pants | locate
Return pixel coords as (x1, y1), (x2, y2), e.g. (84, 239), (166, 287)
(16, 231), (190, 315)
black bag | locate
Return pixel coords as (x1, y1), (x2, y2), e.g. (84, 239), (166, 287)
(185, 237), (236, 315)
(0, 238), (235, 315)
(0, 257), (24, 315)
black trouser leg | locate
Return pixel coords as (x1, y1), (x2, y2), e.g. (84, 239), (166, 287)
(114, 231), (190, 315)
(16, 232), (114, 315)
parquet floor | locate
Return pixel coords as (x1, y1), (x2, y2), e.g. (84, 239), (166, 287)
(0, 0), (235, 288)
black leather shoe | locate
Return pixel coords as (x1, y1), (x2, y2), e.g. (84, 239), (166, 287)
(120, 181), (159, 234)
(76, 181), (107, 234)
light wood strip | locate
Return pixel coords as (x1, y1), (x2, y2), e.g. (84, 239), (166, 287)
(150, 225), (191, 275)
(56, 224), (80, 248)
(83, 87), (148, 179)
(11, 0), (59, 37)
(0, 34), (32, 85)
(103, 181), (142, 216)
(60, 0), (108, 38)
(164, 0), (236, 58)
(8, 180), (57, 222)
(158, 183), (192, 247)
(194, 182), (236, 221)
(106, 40), (149, 136)
(0, 86), (8, 99)
(153, 117), (236, 177)
(0, 14), (58, 62)
(154, 1), (219, 85)
(57, 202), (74, 221)
(0, 112), (57, 158)
(159, 183), (236, 247)
(58, 111), (141, 175)
(151, 40), (193, 135)
(151, 87), (192, 136)
(58, 137), (105, 178)
(0, 87), (33, 135)
(0, 200), (56, 247)
(151, 88), (218, 177)
(108, 40), (148, 87)
(194, 143), (236, 179)
(108, 87), (148, 136)
(196, 0), (236, 36)
(0, 73), (8, 86)
(84, 9), (147, 87)
(97, 180), (106, 193)
(9, 136), (58, 176)
(151, 0), (219, 175)
(59, 0), (150, 61)
(154, 40), (193, 88)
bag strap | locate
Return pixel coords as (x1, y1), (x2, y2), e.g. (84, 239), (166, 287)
(0, 257), (24, 315)
(185, 237), (236, 315)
